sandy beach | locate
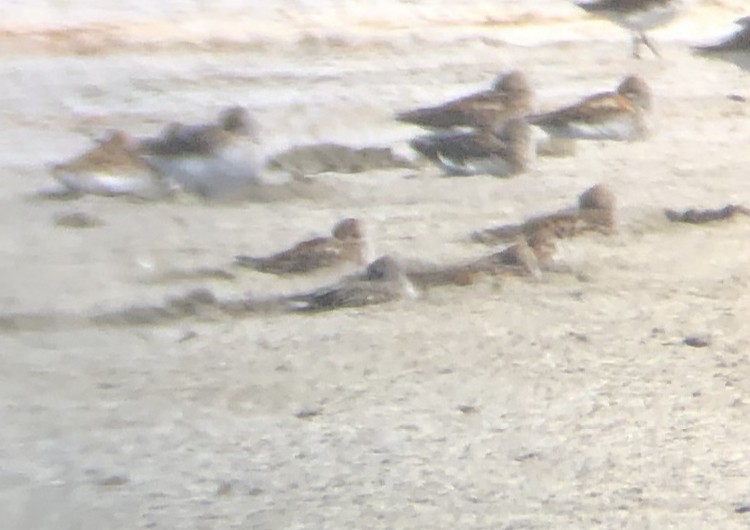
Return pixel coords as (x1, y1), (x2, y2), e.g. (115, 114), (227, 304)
(3, 1), (750, 528)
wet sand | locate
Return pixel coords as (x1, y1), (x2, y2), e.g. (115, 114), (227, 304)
(4, 1), (750, 528)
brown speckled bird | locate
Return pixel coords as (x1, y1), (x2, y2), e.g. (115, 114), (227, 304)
(140, 106), (262, 199)
(286, 255), (417, 312)
(235, 218), (369, 275)
(396, 70), (533, 131)
(528, 76), (651, 142)
(409, 119), (534, 177)
(50, 130), (167, 199)
(472, 183), (617, 245)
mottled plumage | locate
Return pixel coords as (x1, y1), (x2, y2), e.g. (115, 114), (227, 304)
(403, 238), (544, 289)
(410, 119), (534, 177)
(235, 218), (368, 275)
(471, 238), (542, 279)
(50, 130), (167, 199)
(286, 256), (416, 312)
(140, 106), (263, 199)
(396, 71), (533, 131)
(472, 184), (617, 245)
(528, 76), (651, 142)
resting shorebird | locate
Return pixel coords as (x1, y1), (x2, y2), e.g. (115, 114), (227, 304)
(402, 237), (545, 289)
(140, 106), (263, 200)
(576, 0), (684, 58)
(692, 17), (750, 71)
(50, 130), (167, 199)
(395, 70), (533, 131)
(471, 238), (543, 279)
(471, 183), (617, 245)
(528, 75), (651, 142)
(286, 256), (416, 312)
(409, 119), (534, 177)
(235, 218), (369, 275)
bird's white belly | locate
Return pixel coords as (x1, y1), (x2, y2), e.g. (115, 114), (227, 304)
(145, 144), (262, 199)
(53, 168), (163, 198)
(552, 117), (641, 141)
(437, 152), (515, 177)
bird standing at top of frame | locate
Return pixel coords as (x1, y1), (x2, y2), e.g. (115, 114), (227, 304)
(576, 0), (685, 59)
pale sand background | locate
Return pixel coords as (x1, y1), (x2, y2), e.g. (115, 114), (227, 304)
(3, 1), (750, 528)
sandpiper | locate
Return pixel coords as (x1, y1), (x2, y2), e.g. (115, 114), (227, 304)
(286, 255), (417, 312)
(140, 106), (263, 200)
(577, 0), (685, 58)
(409, 118), (534, 177)
(528, 75), (651, 142)
(401, 236), (545, 290)
(577, 182), (617, 232)
(50, 130), (167, 199)
(472, 238), (543, 279)
(395, 70), (533, 131)
(692, 17), (750, 71)
(522, 228), (562, 271)
(471, 183), (617, 245)
(235, 218), (369, 275)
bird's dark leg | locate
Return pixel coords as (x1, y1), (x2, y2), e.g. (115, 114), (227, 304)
(641, 32), (662, 58)
(631, 33), (642, 59)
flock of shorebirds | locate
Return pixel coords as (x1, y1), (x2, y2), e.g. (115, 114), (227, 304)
(43, 0), (750, 316)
